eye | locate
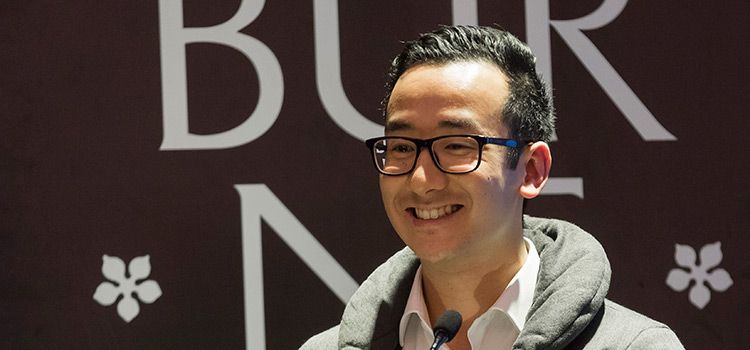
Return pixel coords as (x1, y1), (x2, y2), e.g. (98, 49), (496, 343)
(389, 141), (415, 153)
(444, 142), (472, 150)
(441, 140), (477, 155)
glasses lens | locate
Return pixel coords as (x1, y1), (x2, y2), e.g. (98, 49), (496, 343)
(373, 138), (417, 174)
(433, 136), (480, 173)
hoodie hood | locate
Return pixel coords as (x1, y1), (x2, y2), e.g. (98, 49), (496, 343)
(517, 217), (611, 349)
(336, 216), (611, 349)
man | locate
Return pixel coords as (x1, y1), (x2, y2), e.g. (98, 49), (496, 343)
(302, 25), (683, 349)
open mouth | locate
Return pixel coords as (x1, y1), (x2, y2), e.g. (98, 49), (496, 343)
(408, 205), (463, 220)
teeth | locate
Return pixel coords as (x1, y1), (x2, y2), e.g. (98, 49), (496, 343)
(414, 205), (458, 220)
(430, 209), (439, 219)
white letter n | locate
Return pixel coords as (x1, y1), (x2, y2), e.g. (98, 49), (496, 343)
(234, 184), (359, 350)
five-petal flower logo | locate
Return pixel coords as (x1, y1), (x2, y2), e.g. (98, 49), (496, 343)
(93, 255), (163, 322)
(666, 242), (733, 309)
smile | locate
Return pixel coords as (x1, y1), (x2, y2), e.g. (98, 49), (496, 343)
(409, 205), (463, 220)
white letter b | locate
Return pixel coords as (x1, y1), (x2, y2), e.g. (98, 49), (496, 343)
(158, 0), (284, 150)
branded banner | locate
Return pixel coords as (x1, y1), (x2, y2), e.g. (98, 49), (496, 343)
(2, 1), (747, 349)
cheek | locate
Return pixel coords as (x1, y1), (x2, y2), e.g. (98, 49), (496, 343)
(379, 178), (398, 210)
(469, 169), (517, 209)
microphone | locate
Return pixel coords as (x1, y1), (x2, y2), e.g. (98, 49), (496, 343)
(429, 309), (462, 350)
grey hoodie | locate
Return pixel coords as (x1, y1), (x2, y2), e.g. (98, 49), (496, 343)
(301, 217), (683, 349)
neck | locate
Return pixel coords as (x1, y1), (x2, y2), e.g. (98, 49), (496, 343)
(420, 233), (528, 348)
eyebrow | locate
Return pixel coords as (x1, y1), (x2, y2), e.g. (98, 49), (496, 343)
(384, 118), (482, 133)
(384, 120), (412, 132)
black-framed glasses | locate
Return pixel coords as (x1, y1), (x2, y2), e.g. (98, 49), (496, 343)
(365, 135), (521, 176)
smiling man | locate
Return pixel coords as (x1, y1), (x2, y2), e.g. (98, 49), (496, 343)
(301, 25), (683, 350)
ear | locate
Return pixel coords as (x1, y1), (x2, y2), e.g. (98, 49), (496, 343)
(519, 142), (552, 199)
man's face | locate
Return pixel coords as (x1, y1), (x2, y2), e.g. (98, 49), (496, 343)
(380, 61), (526, 265)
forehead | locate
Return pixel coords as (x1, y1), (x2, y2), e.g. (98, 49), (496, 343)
(385, 61), (509, 135)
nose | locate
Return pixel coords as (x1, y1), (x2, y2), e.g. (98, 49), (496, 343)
(408, 148), (448, 195)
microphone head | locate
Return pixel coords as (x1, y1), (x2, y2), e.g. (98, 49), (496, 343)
(433, 309), (462, 342)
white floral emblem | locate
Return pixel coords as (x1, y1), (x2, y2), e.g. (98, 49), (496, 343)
(666, 242), (733, 309)
(93, 255), (163, 322)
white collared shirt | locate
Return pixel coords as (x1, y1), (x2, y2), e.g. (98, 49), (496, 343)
(398, 238), (540, 350)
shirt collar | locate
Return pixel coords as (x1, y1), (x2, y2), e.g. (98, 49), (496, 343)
(398, 264), (430, 346)
(487, 237), (539, 331)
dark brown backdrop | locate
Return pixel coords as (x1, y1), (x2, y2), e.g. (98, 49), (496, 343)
(1, 0), (748, 349)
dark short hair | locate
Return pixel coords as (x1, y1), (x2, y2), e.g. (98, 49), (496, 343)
(382, 25), (555, 162)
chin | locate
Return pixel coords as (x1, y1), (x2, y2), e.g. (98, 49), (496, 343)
(405, 239), (460, 265)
